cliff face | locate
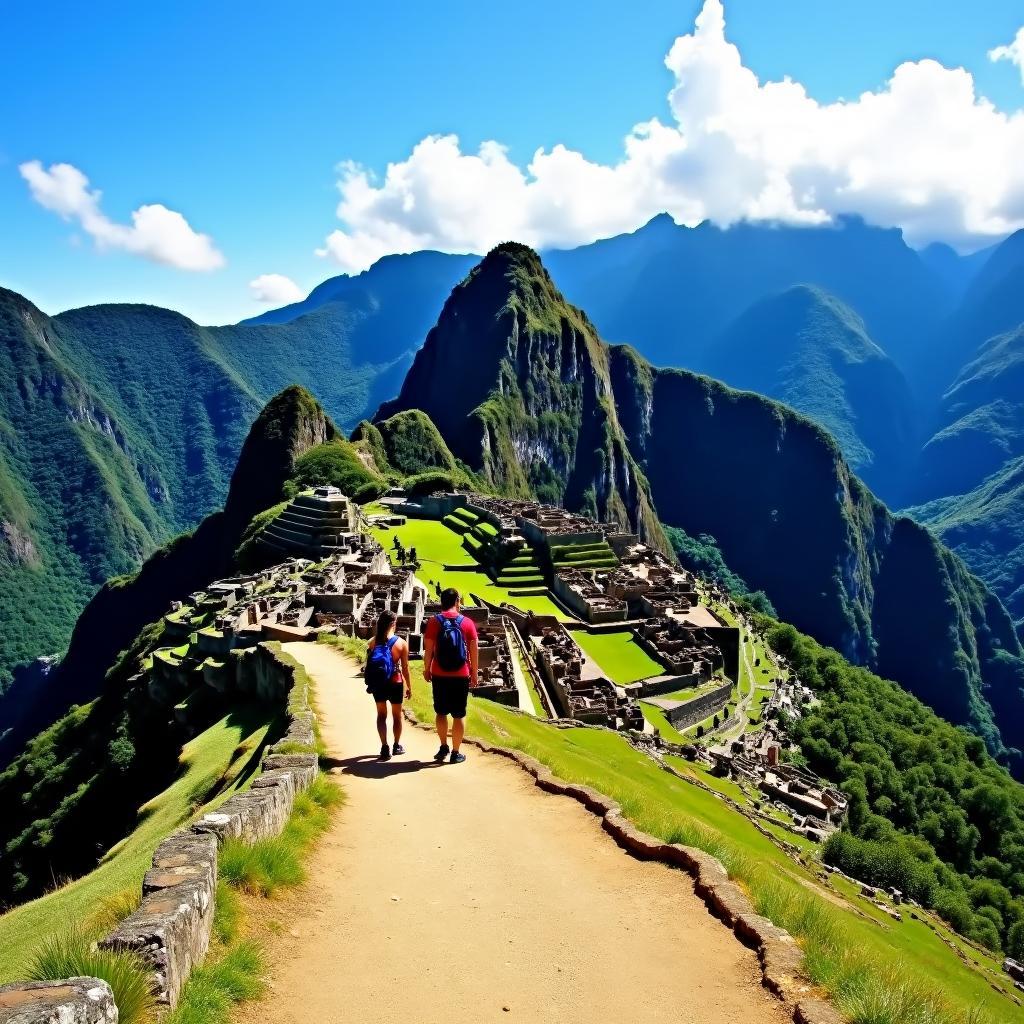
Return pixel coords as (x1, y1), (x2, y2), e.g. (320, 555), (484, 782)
(0, 386), (335, 768)
(377, 243), (667, 549)
(608, 354), (1024, 765)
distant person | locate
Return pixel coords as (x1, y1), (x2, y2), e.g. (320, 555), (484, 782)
(422, 588), (478, 764)
(365, 610), (411, 761)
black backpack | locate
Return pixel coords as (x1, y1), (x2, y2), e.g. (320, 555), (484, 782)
(434, 613), (467, 672)
(365, 636), (398, 692)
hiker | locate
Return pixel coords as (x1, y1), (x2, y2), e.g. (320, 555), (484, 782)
(364, 609), (411, 761)
(422, 587), (478, 764)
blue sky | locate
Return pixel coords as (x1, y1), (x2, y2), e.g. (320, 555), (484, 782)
(2, 0), (1023, 324)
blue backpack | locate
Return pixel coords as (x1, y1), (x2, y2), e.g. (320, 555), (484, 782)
(434, 614), (468, 672)
(366, 636), (398, 691)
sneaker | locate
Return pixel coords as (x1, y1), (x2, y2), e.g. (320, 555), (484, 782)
(449, 750), (466, 764)
(379, 744), (391, 761)
(392, 742), (405, 756)
(434, 744), (450, 762)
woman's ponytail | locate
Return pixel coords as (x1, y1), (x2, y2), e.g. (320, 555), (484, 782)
(375, 609), (397, 645)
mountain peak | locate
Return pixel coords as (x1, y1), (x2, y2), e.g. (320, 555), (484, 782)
(224, 385), (336, 528)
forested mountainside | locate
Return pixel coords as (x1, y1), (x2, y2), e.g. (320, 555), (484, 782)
(0, 287), (403, 711)
(0, 384), (333, 900)
(376, 243), (1024, 771)
(702, 285), (917, 502)
(0, 386), (334, 769)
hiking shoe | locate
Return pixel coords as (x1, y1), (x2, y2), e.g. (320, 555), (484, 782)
(379, 744), (391, 761)
(392, 742), (405, 756)
(449, 750), (466, 764)
(434, 744), (450, 762)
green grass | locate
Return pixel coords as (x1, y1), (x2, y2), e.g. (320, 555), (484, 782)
(25, 926), (157, 1024)
(218, 777), (342, 897)
(370, 517), (475, 567)
(0, 706), (276, 982)
(638, 701), (688, 744)
(569, 630), (663, 684)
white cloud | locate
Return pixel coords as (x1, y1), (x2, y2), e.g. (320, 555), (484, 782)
(249, 273), (304, 305)
(990, 26), (1024, 84)
(19, 161), (225, 271)
(318, 0), (1024, 273)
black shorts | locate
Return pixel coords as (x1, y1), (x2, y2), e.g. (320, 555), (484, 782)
(370, 681), (404, 705)
(432, 677), (470, 718)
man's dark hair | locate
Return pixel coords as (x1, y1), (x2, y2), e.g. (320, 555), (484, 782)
(440, 587), (460, 611)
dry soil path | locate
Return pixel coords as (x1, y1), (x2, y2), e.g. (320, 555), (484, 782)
(238, 642), (788, 1024)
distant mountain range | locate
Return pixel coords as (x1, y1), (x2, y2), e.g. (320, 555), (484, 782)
(5, 214), (1024, 766)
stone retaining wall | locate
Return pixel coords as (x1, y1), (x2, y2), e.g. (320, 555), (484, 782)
(1, 643), (319, 1022)
(660, 679), (733, 729)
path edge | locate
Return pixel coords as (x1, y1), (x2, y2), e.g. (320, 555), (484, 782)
(403, 709), (843, 1024)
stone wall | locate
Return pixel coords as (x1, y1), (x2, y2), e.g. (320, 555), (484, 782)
(661, 680), (733, 729)
(1, 643), (320, 1021)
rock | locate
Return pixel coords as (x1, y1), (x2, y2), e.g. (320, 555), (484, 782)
(0, 979), (117, 1024)
(794, 997), (844, 1024)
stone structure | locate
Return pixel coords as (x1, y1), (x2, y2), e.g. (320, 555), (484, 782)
(551, 569), (627, 623)
(711, 748), (849, 838)
(633, 617), (725, 680)
(529, 623), (644, 730)
(260, 486), (360, 558)
(0, 980), (117, 1024)
(643, 680), (733, 730)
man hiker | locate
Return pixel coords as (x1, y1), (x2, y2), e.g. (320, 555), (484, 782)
(365, 609), (412, 761)
(422, 587), (478, 764)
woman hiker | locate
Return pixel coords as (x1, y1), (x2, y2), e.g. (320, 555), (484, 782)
(365, 609), (412, 761)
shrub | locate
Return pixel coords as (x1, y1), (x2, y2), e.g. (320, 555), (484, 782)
(403, 470), (459, 496)
(352, 480), (387, 504)
(288, 442), (379, 496)
(26, 927), (156, 1024)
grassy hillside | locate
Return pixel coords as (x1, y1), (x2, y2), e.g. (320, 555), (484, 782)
(765, 615), (1024, 958)
(0, 704), (274, 981)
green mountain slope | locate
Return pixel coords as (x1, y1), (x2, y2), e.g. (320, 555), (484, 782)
(608, 350), (1024, 766)
(0, 288), (403, 712)
(375, 245), (1024, 770)
(908, 456), (1024, 625)
(917, 323), (1024, 502)
(703, 286), (918, 502)
(0, 386), (334, 769)
(376, 243), (667, 549)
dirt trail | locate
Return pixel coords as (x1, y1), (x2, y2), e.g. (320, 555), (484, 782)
(238, 642), (788, 1024)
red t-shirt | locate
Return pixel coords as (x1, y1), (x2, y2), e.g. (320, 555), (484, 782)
(424, 611), (477, 678)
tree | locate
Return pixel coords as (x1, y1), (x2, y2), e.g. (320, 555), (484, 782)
(1008, 921), (1024, 961)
